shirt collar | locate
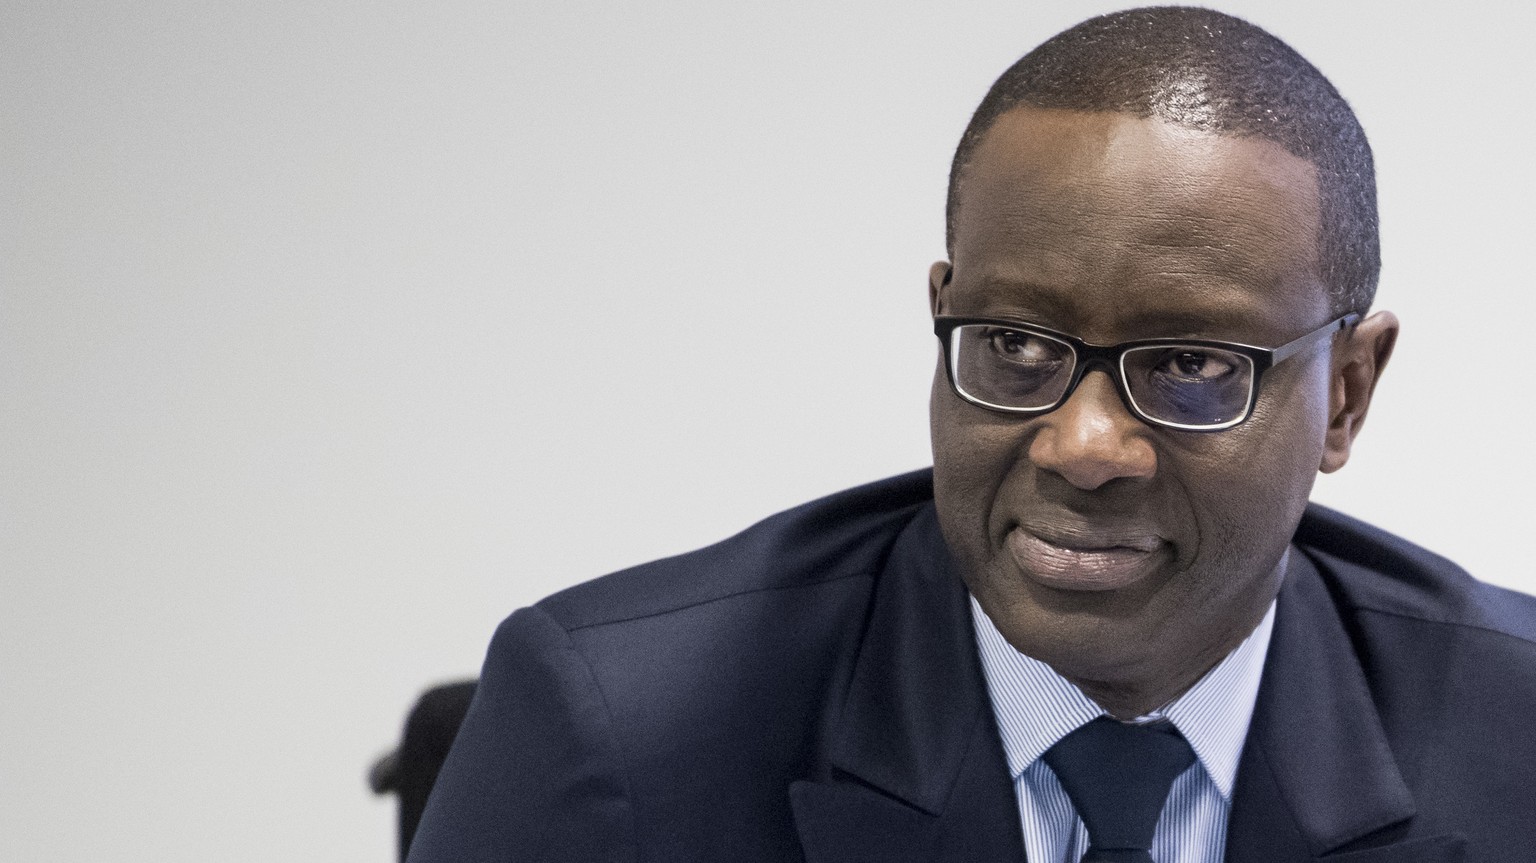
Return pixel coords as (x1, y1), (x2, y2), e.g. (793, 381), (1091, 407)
(970, 593), (1276, 800)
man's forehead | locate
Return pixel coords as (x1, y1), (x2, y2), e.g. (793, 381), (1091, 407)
(962, 107), (1321, 207)
(948, 107), (1329, 341)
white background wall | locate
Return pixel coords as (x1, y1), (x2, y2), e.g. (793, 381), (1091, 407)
(4, 1), (1532, 860)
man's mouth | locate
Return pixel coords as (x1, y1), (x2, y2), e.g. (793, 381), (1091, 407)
(1005, 525), (1167, 592)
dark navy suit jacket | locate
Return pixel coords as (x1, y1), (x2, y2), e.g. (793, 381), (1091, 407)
(407, 470), (1536, 862)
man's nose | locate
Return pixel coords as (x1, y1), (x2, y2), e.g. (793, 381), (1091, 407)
(1027, 370), (1157, 490)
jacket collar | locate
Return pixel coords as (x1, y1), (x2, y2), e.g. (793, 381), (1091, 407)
(790, 504), (1024, 863)
(1225, 547), (1462, 862)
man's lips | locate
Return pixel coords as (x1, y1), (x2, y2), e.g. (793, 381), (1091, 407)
(1005, 526), (1168, 592)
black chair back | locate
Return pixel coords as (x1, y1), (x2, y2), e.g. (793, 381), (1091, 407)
(370, 680), (478, 861)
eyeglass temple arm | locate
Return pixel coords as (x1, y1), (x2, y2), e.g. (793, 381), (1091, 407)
(1268, 313), (1361, 364)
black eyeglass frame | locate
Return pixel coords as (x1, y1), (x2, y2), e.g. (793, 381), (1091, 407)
(932, 313), (1362, 431)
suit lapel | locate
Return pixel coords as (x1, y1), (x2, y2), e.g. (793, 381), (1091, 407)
(790, 505), (1025, 863)
(1226, 550), (1462, 863)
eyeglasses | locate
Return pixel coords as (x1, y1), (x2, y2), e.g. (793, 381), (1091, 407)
(933, 314), (1360, 431)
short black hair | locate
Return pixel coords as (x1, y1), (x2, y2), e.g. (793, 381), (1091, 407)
(946, 6), (1378, 315)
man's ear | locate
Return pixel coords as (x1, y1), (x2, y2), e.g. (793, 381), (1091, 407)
(1321, 310), (1399, 473)
(928, 261), (952, 316)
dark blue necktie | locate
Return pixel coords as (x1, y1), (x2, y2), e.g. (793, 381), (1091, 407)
(1041, 716), (1196, 863)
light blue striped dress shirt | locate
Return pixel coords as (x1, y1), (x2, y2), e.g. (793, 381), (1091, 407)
(970, 595), (1276, 863)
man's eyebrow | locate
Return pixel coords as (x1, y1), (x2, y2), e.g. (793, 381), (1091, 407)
(955, 275), (1272, 338)
(952, 275), (1077, 319)
(960, 299), (1290, 347)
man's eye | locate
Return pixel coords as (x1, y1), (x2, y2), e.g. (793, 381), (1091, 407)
(1157, 350), (1236, 382)
(986, 329), (1056, 363)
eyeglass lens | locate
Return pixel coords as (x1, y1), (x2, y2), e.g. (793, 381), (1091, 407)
(949, 325), (1256, 428)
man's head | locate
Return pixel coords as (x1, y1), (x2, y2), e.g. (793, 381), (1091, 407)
(929, 7), (1399, 716)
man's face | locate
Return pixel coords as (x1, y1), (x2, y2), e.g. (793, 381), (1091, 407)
(931, 107), (1339, 701)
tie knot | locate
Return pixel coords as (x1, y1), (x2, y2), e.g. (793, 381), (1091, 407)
(1041, 716), (1196, 859)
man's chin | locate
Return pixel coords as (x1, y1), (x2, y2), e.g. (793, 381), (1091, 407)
(979, 594), (1165, 688)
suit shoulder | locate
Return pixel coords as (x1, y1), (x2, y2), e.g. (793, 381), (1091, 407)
(1295, 502), (1536, 647)
(534, 469), (936, 630)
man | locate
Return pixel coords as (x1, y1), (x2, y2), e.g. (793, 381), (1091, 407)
(409, 8), (1536, 862)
